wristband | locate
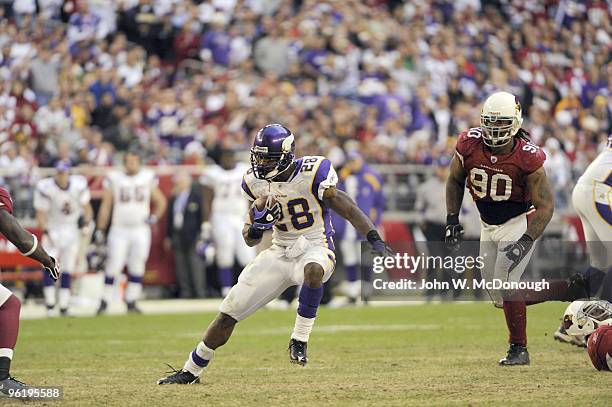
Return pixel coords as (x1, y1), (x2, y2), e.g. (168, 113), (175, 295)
(22, 234), (38, 257)
(366, 230), (381, 243)
(446, 214), (459, 225)
(519, 233), (534, 242)
(247, 225), (264, 240)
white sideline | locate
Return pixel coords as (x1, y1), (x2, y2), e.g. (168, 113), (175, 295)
(18, 297), (445, 320)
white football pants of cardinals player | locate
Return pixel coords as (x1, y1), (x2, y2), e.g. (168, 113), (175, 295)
(103, 225), (151, 303)
(479, 213), (536, 307)
(211, 214), (255, 268)
(42, 227), (80, 309)
(220, 239), (335, 321)
(572, 183), (612, 270)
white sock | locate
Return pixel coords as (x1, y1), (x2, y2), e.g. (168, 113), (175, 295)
(0, 348), (13, 359)
(43, 285), (56, 308)
(346, 280), (361, 299)
(183, 341), (214, 376)
(125, 282), (142, 303)
(58, 288), (71, 310)
(291, 315), (315, 342)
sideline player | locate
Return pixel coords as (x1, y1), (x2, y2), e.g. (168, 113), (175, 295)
(554, 135), (612, 346)
(158, 124), (391, 384)
(445, 91), (558, 365)
(333, 152), (384, 303)
(199, 149), (255, 297)
(0, 187), (59, 394)
(34, 161), (92, 316)
(95, 150), (167, 314)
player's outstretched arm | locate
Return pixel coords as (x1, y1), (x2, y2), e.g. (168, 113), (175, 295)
(524, 166), (554, 240)
(96, 186), (113, 231)
(0, 210), (55, 269)
(324, 187), (391, 255)
(445, 154), (467, 218)
(324, 187), (375, 234)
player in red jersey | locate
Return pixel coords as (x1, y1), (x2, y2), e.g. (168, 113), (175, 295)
(0, 187), (59, 396)
(445, 91), (560, 365)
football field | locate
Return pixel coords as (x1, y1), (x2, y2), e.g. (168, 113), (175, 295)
(12, 302), (608, 406)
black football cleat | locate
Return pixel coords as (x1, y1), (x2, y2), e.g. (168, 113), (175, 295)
(289, 338), (308, 366)
(157, 365), (200, 385)
(96, 300), (107, 316)
(126, 302), (142, 314)
(0, 376), (28, 398)
(60, 308), (69, 317)
(499, 344), (530, 366)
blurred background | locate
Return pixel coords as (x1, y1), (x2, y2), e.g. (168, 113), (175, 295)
(0, 0), (608, 308)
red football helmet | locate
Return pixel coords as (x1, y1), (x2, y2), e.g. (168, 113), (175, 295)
(587, 325), (612, 371)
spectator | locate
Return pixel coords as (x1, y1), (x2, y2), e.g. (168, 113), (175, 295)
(164, 171), (206, 298)
(29, 47), (61, 105)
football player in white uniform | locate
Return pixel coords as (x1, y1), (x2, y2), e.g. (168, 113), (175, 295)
(158, 124), (391, 385)
(200, 149), (255, 297)
(95, 150), (167, 314)
(554, 136), (612, 345)
(34, 161), (92, 316)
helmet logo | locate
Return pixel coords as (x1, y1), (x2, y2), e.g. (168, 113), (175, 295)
(253, 146), (268, 153)
(282, 135), (295, 153)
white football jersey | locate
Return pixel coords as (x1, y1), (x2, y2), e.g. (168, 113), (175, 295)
(575, 136), (612, 230)
(576, 136), (612, 188)
(33, 175), (90, 229)
(105, 168), (157, 227)
(201, 162), (250, 216)
(242, 156), (338, 249)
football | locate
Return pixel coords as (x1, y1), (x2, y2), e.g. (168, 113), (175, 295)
(587, 325), (612, 371)
(250, 195), (277, 222)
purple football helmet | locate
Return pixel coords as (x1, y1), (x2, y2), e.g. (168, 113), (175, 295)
(250, 124), (295, 180)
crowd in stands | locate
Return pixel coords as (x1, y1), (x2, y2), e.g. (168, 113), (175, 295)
(0, 0), (609, 211)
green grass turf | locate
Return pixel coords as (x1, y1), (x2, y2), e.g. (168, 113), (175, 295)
(8, 302), (609, 406)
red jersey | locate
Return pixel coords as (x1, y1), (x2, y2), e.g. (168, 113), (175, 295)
(0, 187), (14, 214)
(455, 127), (546, 225)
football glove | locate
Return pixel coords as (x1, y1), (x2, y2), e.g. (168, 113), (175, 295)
(44, 256), (60, 281)
(78, 215), (88, 229)
(501, 234), (534, 275)
(93, 229), (106, 246)
(367, 230), (393, 257)
(146, 214), (158, 225)
(444, 214), (464, 251)
(251, 201), (281, 231)
(196, 222), (213, 258)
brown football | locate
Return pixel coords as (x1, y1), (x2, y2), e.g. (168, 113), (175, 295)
(249, 195), (277, 222)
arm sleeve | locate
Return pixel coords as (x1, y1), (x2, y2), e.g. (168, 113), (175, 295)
(0, 188), (14, 214)
(313, 159), (338, 201)
(523, 146), (547, 174)
(241, 176), (256, 202)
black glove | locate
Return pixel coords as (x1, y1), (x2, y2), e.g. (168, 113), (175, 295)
(367, 230), (393, 257)
(444, 214), (464, 250)
(501, 234), (534, 274)
(44, 257), (60, 281)
(78, 215), (88, 229)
